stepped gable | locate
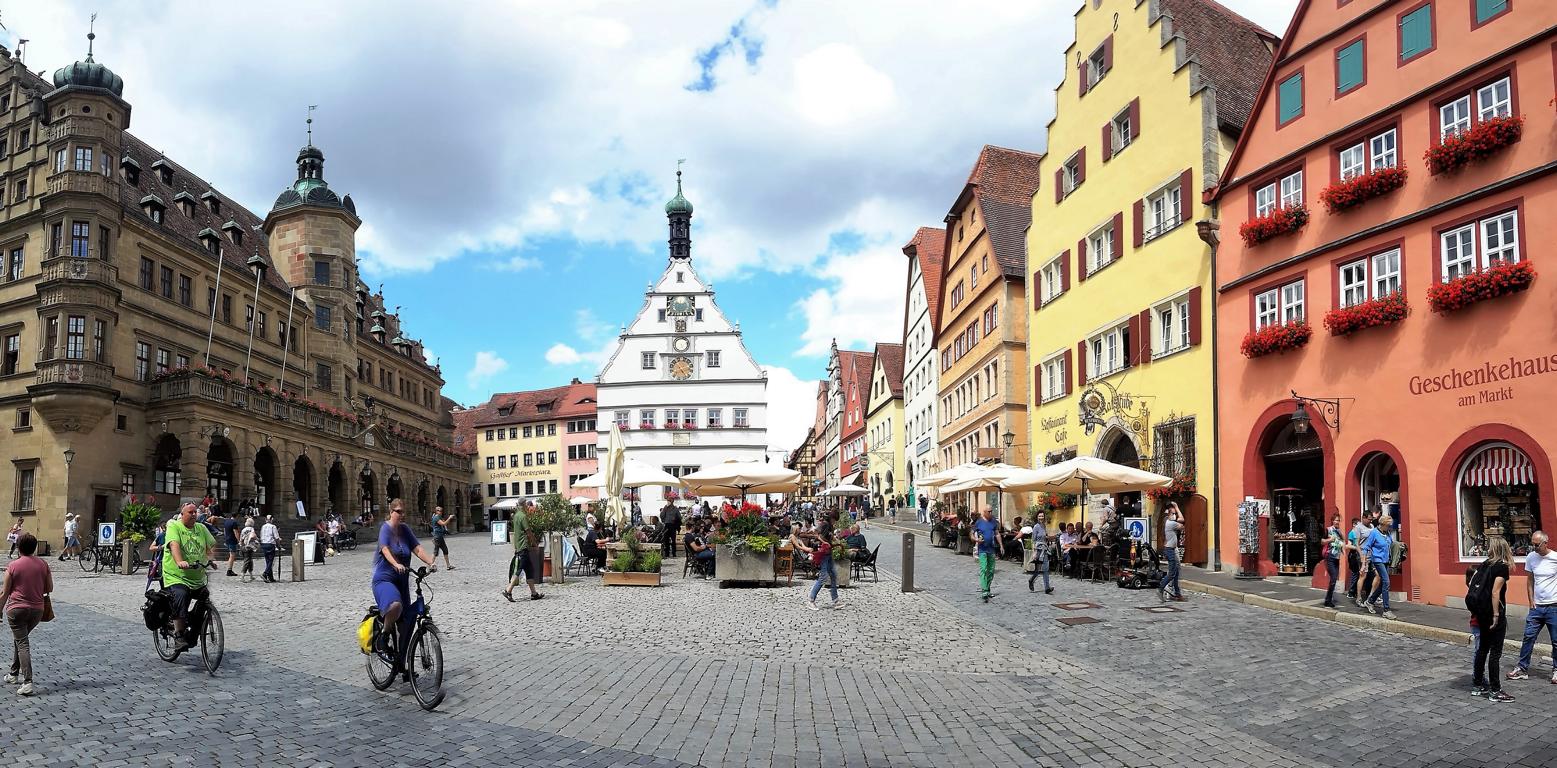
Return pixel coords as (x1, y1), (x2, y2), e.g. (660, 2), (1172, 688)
(1161, 0), (1280, 135)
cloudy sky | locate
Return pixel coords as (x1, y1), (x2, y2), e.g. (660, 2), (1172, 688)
(12, 0), (1297, 452)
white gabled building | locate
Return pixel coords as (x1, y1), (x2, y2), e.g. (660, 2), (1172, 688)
(594, 173), (769, 507)
(901, 227), (945, 507)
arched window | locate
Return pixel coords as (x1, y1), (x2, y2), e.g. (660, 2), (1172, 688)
(1456, 442), (1541, 560)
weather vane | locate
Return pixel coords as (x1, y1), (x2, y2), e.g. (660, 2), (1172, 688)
(86, 13), (96, 58)
(306, 105), (317, 145)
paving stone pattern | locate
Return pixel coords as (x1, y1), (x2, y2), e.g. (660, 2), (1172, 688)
(17, 531), (1557, 767)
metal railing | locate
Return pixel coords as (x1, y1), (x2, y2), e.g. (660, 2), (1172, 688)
(1141, 213), (1183, 244)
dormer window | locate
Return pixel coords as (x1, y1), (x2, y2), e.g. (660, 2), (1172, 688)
(198, 228), (221, 255)
(120, 156), (140, 187)
(222, 220), (243, 246)
(140, 195), (166, 224)
(173, 192), (196, 218)
(151, 158), (173, 186)
(201, 191), (221, 215)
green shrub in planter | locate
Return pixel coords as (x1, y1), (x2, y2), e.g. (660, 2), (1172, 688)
(638, 551), (663, 573)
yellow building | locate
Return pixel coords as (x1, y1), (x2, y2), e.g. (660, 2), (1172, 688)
(935, 146), (1042, 519)
(863, 342), (904, 510)
(1025, 0), (1274, 563)
(463, 381), (598, 516)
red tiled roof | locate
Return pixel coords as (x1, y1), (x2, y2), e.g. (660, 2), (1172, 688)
(902, 227), (946, 339)
(838, 349), (875, 440)
(556, 379), (598, 418)
(1161, 0), (1280, 136)
(964, 145), (1043, 278)
(472, 382), (584, 428)
(450, 403), (490, 457)
(873, 342), (905, 400)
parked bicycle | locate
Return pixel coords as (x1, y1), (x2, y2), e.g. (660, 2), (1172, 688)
(360, 566), (443, 710)
(143, 565), (224, 675)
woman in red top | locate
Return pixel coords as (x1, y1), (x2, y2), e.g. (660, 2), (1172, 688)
(1, 533), (53, 696)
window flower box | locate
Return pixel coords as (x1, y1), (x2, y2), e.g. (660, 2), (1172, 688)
(682, 422), (696, 430)
(1427, 260), (1536, 314)
(639, 422), (654, 430)
(1240, 320), (1312, 358)
(1319, 167), (1407, 214)
(1425, 115), (1523, 175)
(1239, 205), (1310, 247)
(1147, 476), (1196, 500)
(1323, 293), (1409, 336)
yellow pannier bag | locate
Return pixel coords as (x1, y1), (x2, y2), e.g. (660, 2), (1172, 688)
(357, 616), (376, 654)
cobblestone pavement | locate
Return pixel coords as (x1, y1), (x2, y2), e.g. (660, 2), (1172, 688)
(14, 531), (1557, 767)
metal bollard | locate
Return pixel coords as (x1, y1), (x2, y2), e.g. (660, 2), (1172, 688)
(291, 539), (305, 582)
(901, 531), (915, 593)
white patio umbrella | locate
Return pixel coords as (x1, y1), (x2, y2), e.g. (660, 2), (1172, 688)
(568, 496), (594, 506)
(823, 483), (870, 496)
(939, 463), (1027, 523)
(917, 463), (983, 488)
(998, 456), (1172, 523)
(681, 460), (800, 500)
(603, 425), (627, 527)
(573, 459), (685, 489)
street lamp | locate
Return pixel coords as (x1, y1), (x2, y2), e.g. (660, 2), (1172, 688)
(1289, 390), (1347, 434)
(63, 446), (75, 524)
(1002, 429), (1016, 455)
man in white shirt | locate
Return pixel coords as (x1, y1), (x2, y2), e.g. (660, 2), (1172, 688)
(62, 513), (80, 560)
(259, 515), (280, 583)
(1507, 531), (1557, 683)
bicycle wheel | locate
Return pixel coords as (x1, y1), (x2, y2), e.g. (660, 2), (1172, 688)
(78, 548), (96, 572)
(407, 623), (445, 711)
(200, 605), (224, 675)
(365, 618), (396, 691)
(153, 625), (180, 662)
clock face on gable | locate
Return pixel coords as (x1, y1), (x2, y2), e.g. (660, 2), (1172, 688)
(672, 336), (690, 352)
(670, 357), (694, 380)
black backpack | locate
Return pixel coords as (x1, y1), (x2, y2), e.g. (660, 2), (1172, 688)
(1466, 559), (1495, 615)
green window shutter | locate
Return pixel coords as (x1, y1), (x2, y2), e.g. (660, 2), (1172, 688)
(1475, 0), (1507, 23)
(1337, 41), (1364, 93)
(1278, 73), (1303, 124)
(1400, 5), (1432, 60)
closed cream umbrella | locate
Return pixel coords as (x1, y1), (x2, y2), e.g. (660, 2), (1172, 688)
(823, 483), (870, 497)
(603, 425), (627, 527)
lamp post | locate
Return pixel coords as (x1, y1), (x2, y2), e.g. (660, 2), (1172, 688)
(63, 446), (76, 524)
(1289, 390), (1348, 434)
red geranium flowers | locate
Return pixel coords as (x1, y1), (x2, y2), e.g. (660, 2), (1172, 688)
(1320, 167), (1407, 214)
(1239, 205), (1310, 247)
(1240, 320), (1312, 359)
(1427, 260), (1536, 313)
(1322, 293), (1410, 336)
(1425, 116), (1523, 175)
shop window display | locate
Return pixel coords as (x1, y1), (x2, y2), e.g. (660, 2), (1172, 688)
(1457, 443), (1541, 559)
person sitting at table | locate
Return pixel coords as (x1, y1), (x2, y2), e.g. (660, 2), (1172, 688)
(685, 523), (716, 577)
(1001, 516), (1025, 555)
(582, 522), (611, 572)
(1079, 521), (1100, 546)
(1058, 524), (1079, 572)
(842, 524), (867, 558)
(773, 516), (793, 538)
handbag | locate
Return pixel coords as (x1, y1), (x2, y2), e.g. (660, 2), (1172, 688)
(41, 596), (55, 623)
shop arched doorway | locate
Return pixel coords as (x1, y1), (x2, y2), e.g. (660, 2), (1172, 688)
(359, 468), (377, 522)
(292, 455), (314, 518)
(1098, 427), (1143, 516)
(206, 439), (234, 513)
(328, 461), (346, 519)
(1350, 443), (1410, 600)
(152, 434), (183, 500)
(1454, 442), (1543, 559)
(1262, 421), (1324, 576)
(253, 448), (277, 520)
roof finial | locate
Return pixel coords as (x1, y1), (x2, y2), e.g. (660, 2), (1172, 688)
(676, 158), (685, 189)
(86, 13), (97, 61)
(306, 104), (317, 146)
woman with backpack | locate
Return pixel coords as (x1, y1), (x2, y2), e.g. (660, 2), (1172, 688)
(1470, 537), (1513, 702)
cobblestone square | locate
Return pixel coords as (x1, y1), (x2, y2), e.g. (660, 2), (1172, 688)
(0, 531), (1550, 767)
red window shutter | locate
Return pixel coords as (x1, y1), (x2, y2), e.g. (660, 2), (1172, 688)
(1076, 341), (1088, 386)
(1101, 123), (1113, 161)
(1054, 169), (1063, 204)
(1076, 239), (1088, 283)
(1077, 149), (1087, 186)
(1138, 309), (1153, 364)
(1032, 272), (1042, 310)
(1033, 365), (1042, 404)
(1063, 349), (1074, 395)
(1178, 169), (1193, 226)
(1060, 250), (1071, 291)
(1125, 314), (1139, 368)
(1132, 199), (1144, 248)
(1103, 35), (1114, 73)
(1130, 98), (1141, 139)
(1111, 212), (1123, 262)
(1079, 61), (1089, 97)
(1188, 285), (1204, 346)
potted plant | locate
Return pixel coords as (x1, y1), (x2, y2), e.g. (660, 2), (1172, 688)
(528, 493), (584, 584)
(954, 507), (974, 555)
(1425, 115), (1523, 175)
(832, 533), (854, 588)
(710, 501), (778, 585)
(1426, 260), (1536, 314)
(1239, 204), (1309, 247)
(603, 526), (663, 587)
(119, 500), (163, 574)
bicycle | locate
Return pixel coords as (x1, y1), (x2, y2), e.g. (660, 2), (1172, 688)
(361, 566), (444, 711)
(144, 566), (225, 676)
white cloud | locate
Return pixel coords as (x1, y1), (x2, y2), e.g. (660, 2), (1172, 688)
(421, 347), (437, 367)
(794, 242), (908, 357)
(466, 351), (510, 388)
(763, 365), (821, 453)
(790, 44), (896, 127)
(544, 343), (583, 365)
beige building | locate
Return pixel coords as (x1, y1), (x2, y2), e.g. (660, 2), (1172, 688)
(459, 380), (598, 520)
(0, 38), (466, 545)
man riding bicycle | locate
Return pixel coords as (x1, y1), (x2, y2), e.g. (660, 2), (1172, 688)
(373, 499), (437, 668)
(163, 503), (216, 652)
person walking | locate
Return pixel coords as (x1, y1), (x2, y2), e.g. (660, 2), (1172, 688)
(223, 511), (242, 576)
(1344, 517), (1365, 602)
(6, 520), (22, 558)
(972, 507), (1003, 603)
(1028, 510), (1053, 594)
(661, 502), (682, 559)
(502, 501), (543, 602)
(1362, 515), (1396, 619)
(1353, 513), (1378, 609)
(1, 534), (51, 696)
(797, 521), (840, 610)
(239, 517), (257, 582)
(1322, 515), (1345, 608)
(1471, 537), (1513, 701)
(259, 515), (280, 583)
(430, 506), (456, 571)
(1162, 503), (1185, 602)
(1506, 530), (1557, 684)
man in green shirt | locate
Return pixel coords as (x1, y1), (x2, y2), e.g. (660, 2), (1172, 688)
(163, 503), (216, 650)
(502, 502), (543, 601)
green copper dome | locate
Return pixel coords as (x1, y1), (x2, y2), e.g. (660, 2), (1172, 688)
(665, 173), (693, 215)
(51, 32), (123, 97)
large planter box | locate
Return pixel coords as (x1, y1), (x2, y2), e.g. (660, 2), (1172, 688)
(834, 562), (852, 588)
(602, 570), (663, 587)
(955, 537), (973, 556)
(716, 545), (776, 585)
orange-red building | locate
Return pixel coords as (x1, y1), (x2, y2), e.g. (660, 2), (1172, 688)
(1210, 0), (1555, 608)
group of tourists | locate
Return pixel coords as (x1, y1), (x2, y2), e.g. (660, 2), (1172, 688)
(1463, 530), (1557, 703)
(1318, 510), (1401, 620)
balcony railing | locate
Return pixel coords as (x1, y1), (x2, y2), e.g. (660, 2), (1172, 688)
(33, 358), (115, 389)
(38, 252), (118, 286)
(44, 171), (120, 199)
(1141, 213), (1183, 245)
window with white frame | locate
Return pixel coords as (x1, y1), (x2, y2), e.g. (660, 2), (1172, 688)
(1339, 260), (1369, 307)
(1063, 156), (1081, 196)
(1040, 257), (1064, 304)
(1040, 354), (1066, 403)
(1369, 128), (1398, 170)
(733, 408), (749, 428)
(1087, 47), (1107, 86)
(1279, 171), (1303, 209)
(1088, 324), (1127, 379)
(1338, 248), (1401, 307)
(614, 410), (629, 429)
(1254, 280), (1305, 329)
(1281, 281), (1305, 323)
(640, 409), (655, 428)
(1338, 143), (1366, 181)
(707, 350), (720, 367)
(1441, 210), (1519, 281)
(1254, 184), (1277, 217)
(641, 351), (656, 369)
(1144, 183), (1182, 242)
(1154, 298), (1191, 357)
(1111, 109), (1132, 153)
(1087, 222), (1114, 275)
(1476, 77), (1512, 122)
(1439, 96), (1472, 139)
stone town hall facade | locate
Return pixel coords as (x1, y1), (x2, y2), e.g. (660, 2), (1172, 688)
(0, 36), (466, 544)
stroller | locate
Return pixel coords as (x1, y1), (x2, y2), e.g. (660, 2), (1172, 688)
(1116, 541), (1165, 590)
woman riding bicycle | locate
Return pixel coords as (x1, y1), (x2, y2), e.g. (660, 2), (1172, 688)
(372, 499), (436, 667)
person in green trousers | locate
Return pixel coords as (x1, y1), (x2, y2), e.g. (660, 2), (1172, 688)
(972, 507), (1004, 602)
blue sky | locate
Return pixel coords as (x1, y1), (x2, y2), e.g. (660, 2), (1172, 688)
(14, 0), (1299, 450)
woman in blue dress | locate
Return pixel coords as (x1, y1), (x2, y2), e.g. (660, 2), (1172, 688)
(373, 499), (437, 664)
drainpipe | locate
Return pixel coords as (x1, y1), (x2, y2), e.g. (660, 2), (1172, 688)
(1196, 217), (1223, 572)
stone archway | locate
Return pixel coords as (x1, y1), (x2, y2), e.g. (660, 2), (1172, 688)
(293, 454), (315, 518)
(254, 447), (277, 519)
(206, 438), (235, 513)
(328, 460), (347, 519)
(359, 467), (377, 522)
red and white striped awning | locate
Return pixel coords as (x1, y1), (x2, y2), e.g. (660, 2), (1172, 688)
(1463, 446), (1535, 487)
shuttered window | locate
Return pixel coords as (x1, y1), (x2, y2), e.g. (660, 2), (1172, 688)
(1399, 4), (1432, 62)
(1277, 73), (1303, 125)
(1474, 0), (1508, 24)
(1336, 40), (1364, 94)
